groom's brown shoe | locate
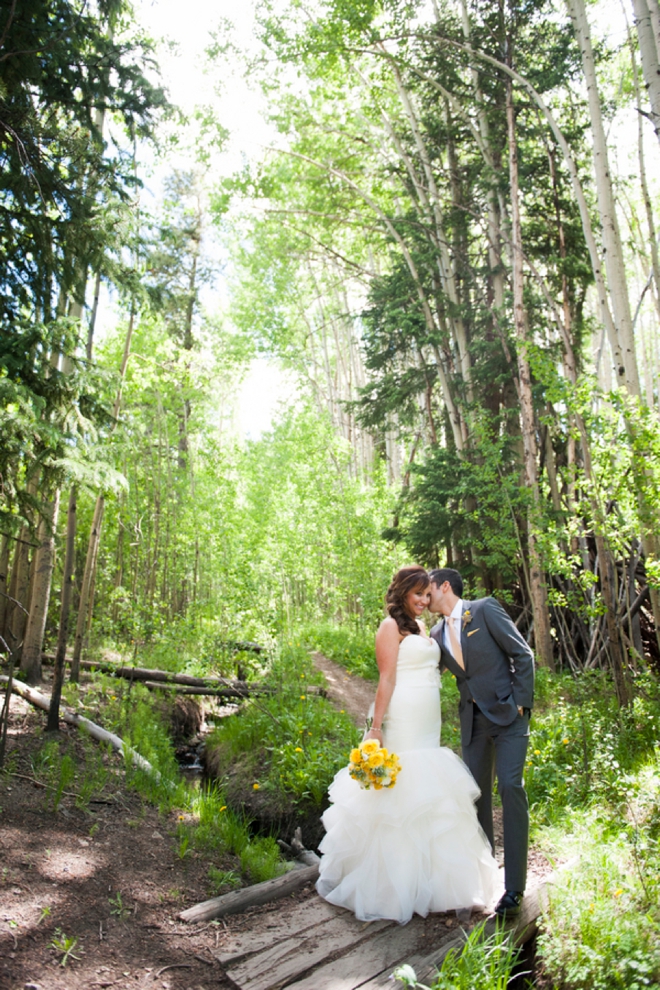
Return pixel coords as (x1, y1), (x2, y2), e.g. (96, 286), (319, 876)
(495, 890), (524, 917)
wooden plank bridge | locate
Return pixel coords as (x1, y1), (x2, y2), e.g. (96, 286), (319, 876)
(187, 873), (542, 990)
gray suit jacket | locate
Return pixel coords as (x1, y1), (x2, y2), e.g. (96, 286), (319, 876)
(430, 597), (535, 748)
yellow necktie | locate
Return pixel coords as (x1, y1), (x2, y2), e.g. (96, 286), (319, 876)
(447, 618), (465, 670)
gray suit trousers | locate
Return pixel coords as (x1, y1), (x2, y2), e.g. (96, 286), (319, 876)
(462, 706), (530, 893)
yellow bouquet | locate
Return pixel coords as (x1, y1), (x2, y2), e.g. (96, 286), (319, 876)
(348, 739), (402, 790)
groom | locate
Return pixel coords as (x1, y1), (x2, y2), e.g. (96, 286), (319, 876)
(428, 568), (535, 918)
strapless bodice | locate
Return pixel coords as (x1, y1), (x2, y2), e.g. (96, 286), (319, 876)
(395, 633), (441, 688)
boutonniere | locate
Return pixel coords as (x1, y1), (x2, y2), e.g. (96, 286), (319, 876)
(462, 610), (472, 631)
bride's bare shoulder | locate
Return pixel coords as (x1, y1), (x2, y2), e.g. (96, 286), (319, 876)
(377, 616), (401, 639)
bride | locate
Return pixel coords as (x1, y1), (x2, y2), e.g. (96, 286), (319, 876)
(316, 565), (501, 924)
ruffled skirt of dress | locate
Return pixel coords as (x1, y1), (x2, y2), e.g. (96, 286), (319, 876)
(316, 746), (501, 924)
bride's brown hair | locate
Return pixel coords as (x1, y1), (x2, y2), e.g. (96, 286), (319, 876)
(385, 565), (430, 636)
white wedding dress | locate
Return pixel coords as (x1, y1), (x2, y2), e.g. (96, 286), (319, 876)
(316, 633), (501, 924)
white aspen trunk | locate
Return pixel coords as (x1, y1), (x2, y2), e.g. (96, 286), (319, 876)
(20, 492), (61, 684)
(506, 79), (554, 670)
(47, 486), (77, 730)
(0, 536), (9, 637)
(567, 0), (641, 394)
(388, 65), (472, 398)
(71, 308), (135, 679)
(632, 0), (660, 146)
(459, 0), (506, 311)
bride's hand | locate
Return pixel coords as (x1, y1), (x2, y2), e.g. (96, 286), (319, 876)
(364, 728), (383, 742)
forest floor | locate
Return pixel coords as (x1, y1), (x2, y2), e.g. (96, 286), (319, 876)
(0, 659), (552, 990)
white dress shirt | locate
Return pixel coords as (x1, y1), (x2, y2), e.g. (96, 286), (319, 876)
(443, 598), (464, 660)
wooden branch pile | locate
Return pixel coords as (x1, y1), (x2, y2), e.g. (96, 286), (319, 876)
(39, 655), (326, 700)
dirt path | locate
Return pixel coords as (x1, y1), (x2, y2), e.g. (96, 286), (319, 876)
(311, 652), (375, 729)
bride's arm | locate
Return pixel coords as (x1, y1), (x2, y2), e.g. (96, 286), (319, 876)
(364, 617), (399, 743)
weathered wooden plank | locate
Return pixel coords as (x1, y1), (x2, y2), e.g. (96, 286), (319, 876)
(357, 930), (467, 990)
(284, 916), (432, 990)
(216, 897), (343, 966)
(179, 865), (320, 923)
(225, 913), (393, 990)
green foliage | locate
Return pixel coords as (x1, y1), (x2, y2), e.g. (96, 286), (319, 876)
(303, 622), (379, 680)
(178, 785), (287, 884)
(207, 866), (241, 894)
(530, 674), (660, 990)
(0, 0), (167, 526)
(526, 674), (660, 823)
(108, 891), (131, 920)
(50, 929), (82, 967)
(392, 921), (522, 990)
(537, 805), (660, 990)
(387, 417), (529, 585)
(207, 639), (360, 807)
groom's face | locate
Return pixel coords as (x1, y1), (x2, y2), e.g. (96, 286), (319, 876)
(428, 580), (453, 616)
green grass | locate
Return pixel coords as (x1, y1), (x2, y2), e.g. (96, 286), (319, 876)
(30, 679), (287, 887)
(206, 638), (360, 807)
(301, 622), (379, 680)
(536, 785), (660, 990)
(527, 671), (660, 825)
(393, 920), (522, 990)
(527, 671), (660, 990)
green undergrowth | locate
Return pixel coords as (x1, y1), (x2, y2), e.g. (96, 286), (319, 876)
(90, 614), (272, 681)
(394, 920), (523, 990)
(301, 621), (378, 680)
(23, 674), (287, 889)
(535, 765), (660, 990)
(527, 671), (660, 990)
(206, 638), (360, 808)
(527, 670), (660, 824)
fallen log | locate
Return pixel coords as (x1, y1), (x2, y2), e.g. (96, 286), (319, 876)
(143, 680), (325, 700)
(0, 675), (160, 780)
(143, 680), (270, 698)
(40, 655), (247, 688)
(38, 655), (326, 699)
(179, 864), (320, 923)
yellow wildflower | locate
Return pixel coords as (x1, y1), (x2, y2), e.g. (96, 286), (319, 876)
(300, 695), (306, 701)
(534, 750), (541, 755)
(614, 889), (623, 897)
(252, 783), (260, 790)
(295, 747), (303, 753)
(219, 806), (227, 812)
(563, 738), (569, 744)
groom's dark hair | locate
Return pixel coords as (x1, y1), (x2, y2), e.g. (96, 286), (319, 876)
(429, 568), (463, 597)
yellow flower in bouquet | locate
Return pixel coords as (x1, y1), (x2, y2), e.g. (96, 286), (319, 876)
(348, 740), (402, 790)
